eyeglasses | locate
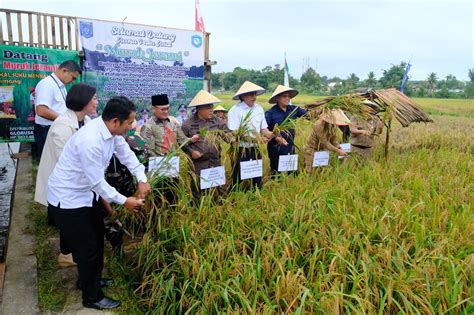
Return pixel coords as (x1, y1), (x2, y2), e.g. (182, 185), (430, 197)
(69, 71), (79, 80)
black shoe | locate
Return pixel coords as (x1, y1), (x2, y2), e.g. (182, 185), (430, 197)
(83, 296), (121, 310)
(76, 278), (114, 289)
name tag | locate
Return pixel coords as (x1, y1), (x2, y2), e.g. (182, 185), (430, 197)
(312, 151), (329, 167)
(278, 154), (298, 172)
(338, 143), (351, 159)
(148, 156), (180, 177)
(200, 166), (226, 189)
(240, 159), (263, 180)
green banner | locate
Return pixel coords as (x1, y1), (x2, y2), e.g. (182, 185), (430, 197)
(0, 45), (79, 142)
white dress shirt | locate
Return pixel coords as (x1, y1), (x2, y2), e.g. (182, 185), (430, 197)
(35, 109), (91, 206)
(227, 101), (268, 132)
(47, 117), (147, 209)
(34, 73), (68, 126)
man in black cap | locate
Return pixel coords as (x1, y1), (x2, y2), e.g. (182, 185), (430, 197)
(140, 94), (200, 203)
(140, 94), (200, 157)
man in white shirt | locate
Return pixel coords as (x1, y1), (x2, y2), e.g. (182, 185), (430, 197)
(47, 96), (151, 310)
(34, 60), (81, 158)
(227, 81), (274, 189)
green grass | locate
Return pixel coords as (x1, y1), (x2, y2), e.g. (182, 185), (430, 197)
(111, 99), (473, 313)
(31, 96), (473, 313)
(26, 165), (69, 312)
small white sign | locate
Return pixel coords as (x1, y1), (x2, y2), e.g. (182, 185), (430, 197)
(148, 156), (180, 177)
(312, 151), (330, 167)
(278, 154), (299, 172)
(338, 143), (351, 159)
(240, 159), (263, 180)
(200, 166), (226, 189)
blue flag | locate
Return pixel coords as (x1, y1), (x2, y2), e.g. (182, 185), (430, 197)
(400, 63), (411, 93)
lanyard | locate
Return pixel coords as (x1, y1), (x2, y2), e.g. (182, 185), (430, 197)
(50, 74), (66, 101)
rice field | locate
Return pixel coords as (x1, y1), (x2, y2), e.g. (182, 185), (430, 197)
(104, 97), (473, 314)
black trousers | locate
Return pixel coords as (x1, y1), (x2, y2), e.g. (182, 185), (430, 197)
(49, 201), (105, 303)
(47, 207), (71, 255)
(231, 147), (262, 190)
(33, 123), (50, 159)
(268, 146), (297, 176)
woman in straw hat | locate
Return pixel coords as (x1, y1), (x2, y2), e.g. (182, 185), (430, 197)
(265, 85), (308, 176)
(304, 109), (350, 173)
(181, 90), (230, 199)
(227, 81), (275, 189)
(213, 105), (228, 124)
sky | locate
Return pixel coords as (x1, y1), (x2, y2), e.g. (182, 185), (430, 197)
(1, 0), (473, 81)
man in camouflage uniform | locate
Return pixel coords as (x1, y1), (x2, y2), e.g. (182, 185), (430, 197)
(105, 132), (149, 196)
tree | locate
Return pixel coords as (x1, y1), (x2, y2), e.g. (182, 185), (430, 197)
(366, 71), (377, 88)
(427, 72), (438, 97)
(379, 62), (407, 89)
(344, 73), (360, 91)
(211, 73), (222, 90)
(300, 67), (321, 93)
(222, 72), (238, 90)
(468, 68), (474, 83)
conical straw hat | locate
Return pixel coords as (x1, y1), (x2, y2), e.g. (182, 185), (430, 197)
(232, 81), (266, 100)
(321, 109), (351, 126)
(268, 85), (299, 104)
(188, 90), (222, 107)
(213, 105), (227, 112)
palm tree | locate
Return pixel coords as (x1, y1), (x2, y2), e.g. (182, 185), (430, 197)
(427, 72), (438, 97)
(366, 71), (377, 88)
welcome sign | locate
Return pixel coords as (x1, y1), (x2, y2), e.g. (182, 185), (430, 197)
(0, 45), (78, 142)
(78, 18), (205, 119)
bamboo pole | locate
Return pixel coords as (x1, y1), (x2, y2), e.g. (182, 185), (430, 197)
(59, 17), (64, 49)
(67, 17), (72, 50)
(6, 12), (13, 44)
(37, 14), (42, 47)
(43, 14), (48, 47)
(17, 13), (23, 45)
(28, 13), (33, 46)
(51, 16), (56, 48)
(0, 15), (4, 45)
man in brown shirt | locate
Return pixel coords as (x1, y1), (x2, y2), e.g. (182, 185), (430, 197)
(182, 90), (231, 199)
(304, 109), (350, 173)
(350, 115), (383, 158)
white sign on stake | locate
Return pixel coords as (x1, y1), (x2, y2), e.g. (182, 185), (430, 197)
(240, 159), (263, 180)
(312, 151), (330, 167)
(278, 154), (299, 172)
(200, 166), (226, 189)
(338, 143), (351, 159)
(148, 156), (180, 177)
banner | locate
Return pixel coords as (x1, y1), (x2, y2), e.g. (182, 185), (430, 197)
(0, 45), (78, 142)
(400, 63), (411, 93)
(78, 18), (205, 120)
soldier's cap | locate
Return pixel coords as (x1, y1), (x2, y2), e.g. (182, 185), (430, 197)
(178, 104), (187, 112)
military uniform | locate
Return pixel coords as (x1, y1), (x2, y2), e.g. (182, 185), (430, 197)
(105, 133), (149, 197)
(304, 121), (341, 173)
(350, 115), (383, 158)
